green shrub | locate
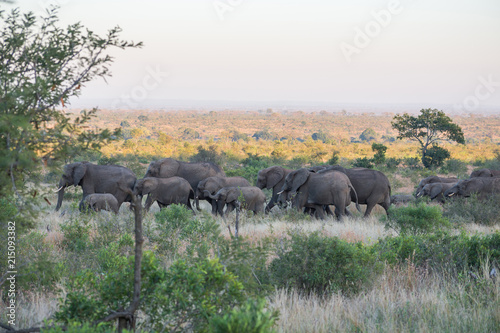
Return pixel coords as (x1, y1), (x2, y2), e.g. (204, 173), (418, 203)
(55, 251), (164, 327)
(440, 158), (468, 176)
(41, 321), (122, 333)
(383, 202), (451, 236)
(270, 231), (382, 295)
(145, 258), (249, 332)
(60, 216), (92, 252)
(352, 157), (374, 169)
(422, 145), (450, 169)
(385, 157), (402, 170)
(208, 298), (279, 333)
(326, 151), (340, 165)
(219, 236), (273, 297)
(152, 205), (221, 259)
(443, 194), (500, 226)
(374, 231), (500, 272)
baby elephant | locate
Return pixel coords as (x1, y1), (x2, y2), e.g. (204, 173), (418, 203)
(83, 193), (120, 214)
(390, 194), (415, 206)
(206, 186), (266, 216)
(134, 177), (194, 211)
(416, 182), (455, 203)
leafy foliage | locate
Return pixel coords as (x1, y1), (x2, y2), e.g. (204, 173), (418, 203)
(391, 109), (464, 168)
(383, 202), (451, 236)
(270, 231), (382, 295)
(422, 145), (450, 169)
(208, 298), (279, 333)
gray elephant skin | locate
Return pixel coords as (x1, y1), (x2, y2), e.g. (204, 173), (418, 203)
(206, 186), (266, 216)
(390, 194), (415, 205)
(134, 177), (194, 211)
(415, 176), (458, 196)
(320, 166), (391, 216)
(470, 168), (500, 178)
(278, 168), (359, 220)
(56, 162), (136, 212)
(196, 176), (250, 215)
(444, 177), (500, 200)
(144, 158), (225, 210)
(416, 182), (455, 203)
(83, 193), (119, 214)
(256, 165), (294, 213)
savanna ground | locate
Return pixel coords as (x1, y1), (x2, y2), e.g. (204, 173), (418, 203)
(2, 110), (500, 332)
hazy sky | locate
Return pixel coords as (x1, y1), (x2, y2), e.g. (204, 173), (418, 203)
(4, 0), (500, 111)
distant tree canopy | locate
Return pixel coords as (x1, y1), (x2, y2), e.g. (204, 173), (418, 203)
(391, 109), (465, 168)
(359, 128), (378, 142)
(0, 7), (141, 199)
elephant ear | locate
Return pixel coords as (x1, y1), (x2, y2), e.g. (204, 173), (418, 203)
(429, 184), (442, 199)
(226, 188), (241, 203)
(73, 163), (87, 186)
(267, 167), (285, 189)
(290, 169), (310, 194)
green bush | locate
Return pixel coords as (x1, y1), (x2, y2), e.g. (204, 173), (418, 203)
(374, 231), (500, 272)
(440, 158), (468, 176)
(41, 321), (122, 333)
(352, 157), (374, 169)
(443, 194), (500, 226)
(383, 202), (451, 236)
(422, 145), (450, 169)
(208, 298), (279, 333)
(270, 231), (382, 295)
(152, 205), (220, 259)
(385, 157), (402, 170)
(145, 258), (250, 332)
(55, 250), (164, 327)
(219, 236), (273, 297)
(60, 216), (92, 252)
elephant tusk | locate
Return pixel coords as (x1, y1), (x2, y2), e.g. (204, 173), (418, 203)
(54, 186), (64, 192)
(276, 190), (284, 195)
(415, 191), (421, 197)
(447, 193), (455, 197)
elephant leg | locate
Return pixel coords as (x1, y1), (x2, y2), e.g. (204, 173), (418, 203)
(144, 195), (155, 211)
(211, 199), (219, 215)
(325, 205), (334, 216)
(265, 195), (277, 213)
(225, 203), (235, 216)
(363, 199), (378, 217)
(310, 204), (326, 219)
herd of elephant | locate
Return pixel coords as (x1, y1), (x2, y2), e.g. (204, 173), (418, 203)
(53, 158), (500, 219)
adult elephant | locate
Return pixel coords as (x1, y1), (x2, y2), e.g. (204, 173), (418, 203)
(416, 182), (456, 203)
(444, 177), (500, 200)
(415, 176), (458, 196)
(321, 166), (391, 217)
(277, 168), (359, 220)
(205, 186), (266, 216)
(144, 158), (225, 210)
(256, 165), (294, 213)
(196, 176), (251, 215)
(133, 177), (194, 211)
(470, 168), (500, 178)
(55, 162), (136, 212)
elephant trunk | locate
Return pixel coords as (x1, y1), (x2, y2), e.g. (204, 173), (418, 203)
(55, 180), (67, 211)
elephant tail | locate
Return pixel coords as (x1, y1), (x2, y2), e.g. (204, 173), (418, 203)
(350, 185), (361, 213)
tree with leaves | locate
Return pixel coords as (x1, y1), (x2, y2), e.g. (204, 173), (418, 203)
(0, 7), (141, 203)
(391, 108), (464, 168)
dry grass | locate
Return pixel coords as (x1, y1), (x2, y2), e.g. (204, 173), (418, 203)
(270, 265), (500, 333)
